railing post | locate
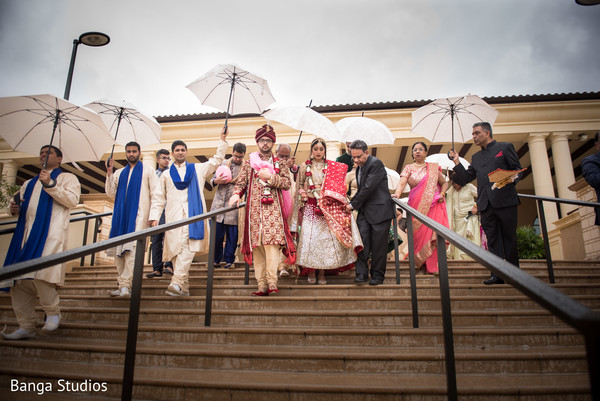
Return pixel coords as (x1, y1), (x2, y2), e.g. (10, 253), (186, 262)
(437, 234), (457, 401)
(536, 199), (555, 283)
(90, 217), (100, 267)
(406, 212), (419, 328)
(584, 330), (600, 401)
(80, 215), (90, 266)
(392, 207), (401, 284)
(205, 217), (217, 327)
(121, 238), (146, 401)
(244, 262), (250, 286)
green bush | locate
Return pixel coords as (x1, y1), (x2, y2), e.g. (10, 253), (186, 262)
(516, 225), (545, 259)
(0, 174), (20, 209)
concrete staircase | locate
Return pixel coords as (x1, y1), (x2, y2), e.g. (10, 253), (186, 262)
(0, 260), (598, 400)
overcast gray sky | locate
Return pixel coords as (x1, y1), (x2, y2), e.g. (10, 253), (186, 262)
(1, 0), (599, 118)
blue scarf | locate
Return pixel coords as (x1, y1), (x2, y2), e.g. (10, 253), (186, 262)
(109, 162), (143, 239)
(170, 162), (204, 240)
(4, 168), (62, 267)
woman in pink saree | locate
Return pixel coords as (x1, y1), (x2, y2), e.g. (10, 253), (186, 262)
(393, 142), (449, 275)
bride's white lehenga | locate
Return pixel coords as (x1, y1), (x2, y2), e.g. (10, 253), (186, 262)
(290, 159), (362, 272)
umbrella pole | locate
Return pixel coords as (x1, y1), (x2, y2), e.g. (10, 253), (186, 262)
(109, 107), (125, 163)
(223, 73), (236, 133)
(292, 100), (313, 156)
(448, 105), (456, 160)
(44, 110), (61, 169)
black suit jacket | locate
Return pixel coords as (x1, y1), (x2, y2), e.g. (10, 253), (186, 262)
(452, 140), (522, 212)
(350, 155), (394, 224)
(582, 152), (600, 225)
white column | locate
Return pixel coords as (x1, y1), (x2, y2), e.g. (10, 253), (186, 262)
(527, 133), (559, 229)
(141, 151), (156, 171)
(550, 132), (577, 216)
(1, 160), (19, 186)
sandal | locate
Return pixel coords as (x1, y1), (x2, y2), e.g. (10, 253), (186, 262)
(164, 266), (174, 275)
(307, 273), (316, 284)
(317, 271), (327, 285)
(224, 263), (233, 269)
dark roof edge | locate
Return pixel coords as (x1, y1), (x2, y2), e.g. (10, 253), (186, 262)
(156, 91), (600, 123)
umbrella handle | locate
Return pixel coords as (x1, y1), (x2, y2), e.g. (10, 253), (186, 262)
(292, 100), (313, 156)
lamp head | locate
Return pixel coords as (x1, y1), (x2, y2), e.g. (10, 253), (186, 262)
(78, 32), (110, 47)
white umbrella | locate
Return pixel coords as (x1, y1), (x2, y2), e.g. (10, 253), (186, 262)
(425, 153), (470, 170)
(263, 104), (342, 155)
(85, 98), (162, 159)
(335, 117), (395, 146)
(411, 95), (499, 149)
(386, 167), (411, 193)
(263, 105), (341, 142)
(0, 94), (114, 166)
(186, 64), (276, 130)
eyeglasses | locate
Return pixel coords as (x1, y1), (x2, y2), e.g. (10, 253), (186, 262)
(258, 138), (273, 144)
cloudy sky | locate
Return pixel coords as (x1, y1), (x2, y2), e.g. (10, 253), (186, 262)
(1, 0), (599, 118)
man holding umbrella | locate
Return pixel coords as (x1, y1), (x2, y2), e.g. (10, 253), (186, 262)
(106, 142), (159, 297)
(449, 122), (522, 285)
(3, 145), (81, 339)
(149, 128), (229, 296)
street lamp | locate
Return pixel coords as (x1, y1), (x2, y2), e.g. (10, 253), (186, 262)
(63, 31), (110, 100)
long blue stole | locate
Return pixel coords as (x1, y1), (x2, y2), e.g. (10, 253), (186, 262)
(170, 162), (204, 240)
(109, 162), (143, 239)
(4, 168), (62, 266)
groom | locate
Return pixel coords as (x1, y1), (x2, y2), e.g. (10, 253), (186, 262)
(346, 140), (394, 285)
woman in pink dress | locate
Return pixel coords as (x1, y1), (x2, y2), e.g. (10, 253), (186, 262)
(392, 142), (449, 275)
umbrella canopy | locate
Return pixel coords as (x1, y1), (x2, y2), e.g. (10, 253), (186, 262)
(386, 167), (410, 193)
(186, 64), (276, 129)
(263, 105), (342, 143)
(335, 117), (395, 146)
(411, 95), (499, 148)
(0, 94), (114, 166)
(85, 98), (162, 148)
(425, 153), (470, 171)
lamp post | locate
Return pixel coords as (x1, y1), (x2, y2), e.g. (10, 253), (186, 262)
(64, 31), (110, 100)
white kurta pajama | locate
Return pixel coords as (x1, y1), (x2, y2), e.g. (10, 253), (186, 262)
(10, 170), (80, 331)
(105, 163), (158, 290)
(150, 140), (228, 292)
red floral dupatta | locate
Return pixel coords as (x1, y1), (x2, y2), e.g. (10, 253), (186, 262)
(319, 160), (356, 249)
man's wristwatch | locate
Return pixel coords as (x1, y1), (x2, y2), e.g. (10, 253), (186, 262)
(42, 179), (57, 188)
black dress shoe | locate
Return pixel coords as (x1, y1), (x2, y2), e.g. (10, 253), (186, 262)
(483, 276), (505, 285)
(354, 275), (369, 284)
(369, 279), (383, 286)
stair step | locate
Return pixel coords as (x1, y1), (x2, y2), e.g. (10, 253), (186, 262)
(0, 357), (591, 401)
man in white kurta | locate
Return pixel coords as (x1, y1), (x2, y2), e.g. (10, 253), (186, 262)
(105, 142), (158, 297)
(149, 129), (228, 296)
(3, 146), (80, 340)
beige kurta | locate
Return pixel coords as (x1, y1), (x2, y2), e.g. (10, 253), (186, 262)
(105, 162), (158, 255)
(15, 170), (80, 286)
(446, 183), (481, 260)
(150, 140), (227, 260)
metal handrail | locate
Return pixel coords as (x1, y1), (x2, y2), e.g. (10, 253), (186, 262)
(0, 210), (113, 266)
(392, 197), (600, 401)
(517, 193), (600, 284)
(0, 202), (245, 401)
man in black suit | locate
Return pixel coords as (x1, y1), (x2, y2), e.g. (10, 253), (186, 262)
(346, 140), (394, 285)
(582, 132), (600, 226)
(449, 122), (522, 285)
